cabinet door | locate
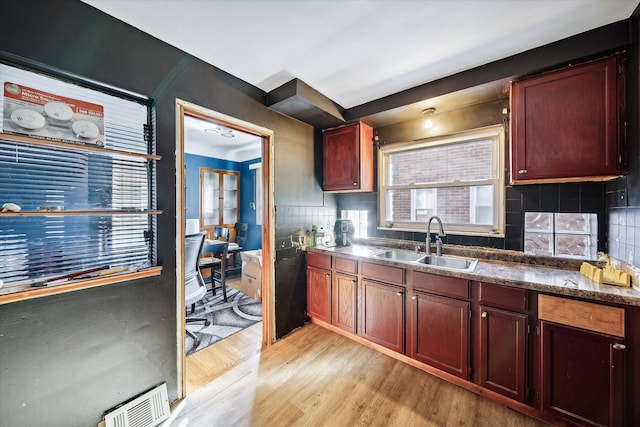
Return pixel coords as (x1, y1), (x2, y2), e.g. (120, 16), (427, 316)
(511, 53), (624, 183)
(306, 266), (331, 323)
(540, 321), (626, 426)
(322, 122), (373, 191)
(478, 306), (528, 402)
(332, 273), (357, 333)
(360, 279), (405, 353)
(410, 292), (470, 379)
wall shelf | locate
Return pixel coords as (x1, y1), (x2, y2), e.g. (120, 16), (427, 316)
(0, 132), (162, 161)
(0, 266), (163, 305)
(1, 209), (163, 217)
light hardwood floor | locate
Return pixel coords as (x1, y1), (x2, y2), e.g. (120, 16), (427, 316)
(175, 323), (549, 426)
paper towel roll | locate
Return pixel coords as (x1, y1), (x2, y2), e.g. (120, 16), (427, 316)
(186, 219), (200, 234)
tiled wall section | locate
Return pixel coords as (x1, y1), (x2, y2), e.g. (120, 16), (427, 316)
(337, 181), (607, 252)
(608, 207), (640, 267)
(275, 205), (337, 248)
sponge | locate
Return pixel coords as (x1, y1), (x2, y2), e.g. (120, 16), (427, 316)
(580, 262), (603, 283)
(602, 265), (631, 287)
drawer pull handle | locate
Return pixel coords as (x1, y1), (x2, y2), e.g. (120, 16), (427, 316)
(613, 343), (626, 350)
(518, 169), (527, 174)
(481, 311), (488, 318)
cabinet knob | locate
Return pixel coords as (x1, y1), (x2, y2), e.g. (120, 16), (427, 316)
(396, 291), (403, 296)
(481, 311), (488, 318)
(613, 343), (626, 350)
(325, 273), (330, 278)
(518, 169), (527, 174)
(353, 182), (358, 186)
(411, 296), (417, 300)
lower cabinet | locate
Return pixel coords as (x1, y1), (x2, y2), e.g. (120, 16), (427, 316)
(540, 321), (626, 427)
(360, 279), (405, 353)
(478, 306), (528, 402)
(306, 265), (331, 323)
(410, 291), (470, 379)
(333, 272), (357, 333)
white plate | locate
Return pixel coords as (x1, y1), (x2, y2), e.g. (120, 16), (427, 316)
(44, 101), (74, 121)
(72, 120), (99, 139)
(11, 109), (46, 130)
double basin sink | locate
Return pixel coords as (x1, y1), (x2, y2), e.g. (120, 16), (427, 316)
(373, 249), (478, 272)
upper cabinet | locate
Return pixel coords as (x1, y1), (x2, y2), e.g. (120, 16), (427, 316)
(322, 122), (374, 192)
(510, 53), (625, 184)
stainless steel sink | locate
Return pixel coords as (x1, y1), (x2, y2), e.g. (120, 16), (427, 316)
(373, 249), (478, 272)
(416, 254), (478, 272)
(373, 250), (424, 262)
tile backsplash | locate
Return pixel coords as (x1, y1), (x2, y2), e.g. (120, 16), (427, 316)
(608, 207), (640, 267)
(336, 182), (607, 253)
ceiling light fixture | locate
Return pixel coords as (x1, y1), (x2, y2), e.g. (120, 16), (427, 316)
(204, 126), (235, 138)
(422, 107), (436, 129)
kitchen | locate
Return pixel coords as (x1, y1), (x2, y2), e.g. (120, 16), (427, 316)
(1, 1), (640, 426)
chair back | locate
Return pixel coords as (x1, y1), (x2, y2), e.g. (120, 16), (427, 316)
(185, 232), (206, 307)
(235, 222), (249, 248)
(213, 226), (229, 241)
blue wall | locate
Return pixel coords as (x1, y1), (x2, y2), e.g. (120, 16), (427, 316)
(185, 153), (261, 250)
(239, 158), (262, 251)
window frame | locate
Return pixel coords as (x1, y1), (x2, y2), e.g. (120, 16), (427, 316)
(378, 125), (505, 236)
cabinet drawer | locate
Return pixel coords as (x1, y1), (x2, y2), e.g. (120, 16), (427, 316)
(478, 282), (528, 312)
(335, 257), (357, 274)
(361, 262), (404, 285)
(411, 271), (469, 299)
(538, 294), (625, 338)
(307, 253), (331, 269)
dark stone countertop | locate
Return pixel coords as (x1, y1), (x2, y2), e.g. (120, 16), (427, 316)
(306, 242), (640, 307)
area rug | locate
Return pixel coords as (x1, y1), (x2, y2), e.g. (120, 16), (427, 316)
(186, 286), (262, 356)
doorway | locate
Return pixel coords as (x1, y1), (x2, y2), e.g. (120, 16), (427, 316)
(175, 99), (275, 398)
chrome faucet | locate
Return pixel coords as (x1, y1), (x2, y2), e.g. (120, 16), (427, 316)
(426, 215), (445, 256)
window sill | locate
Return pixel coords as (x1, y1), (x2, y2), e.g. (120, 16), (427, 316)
(0, 266), (162, 305)
(377, 226), (505, 238)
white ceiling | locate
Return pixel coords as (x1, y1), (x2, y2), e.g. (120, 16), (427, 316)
(81, 0), (638, 159)
(82, 0), (637, 110)
(184, 115), (261, 162)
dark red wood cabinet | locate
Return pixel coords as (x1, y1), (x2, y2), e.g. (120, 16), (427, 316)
(306, 265), (332, 323)
(476, 281), (530, 403)
(511, 53), (625, 184)
(332, 272), (357, 333)
(478, 306), (528, 402)
(540, 321), (626, 427)
(322, 122), (374, 192)
(360, 279), (405, 353)
(410, 291), (470, 379)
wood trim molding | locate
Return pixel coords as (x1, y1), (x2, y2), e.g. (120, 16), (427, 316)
(538, 294), (625, 337)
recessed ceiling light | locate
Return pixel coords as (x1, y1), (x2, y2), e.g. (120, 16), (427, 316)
(204, 126), (235, 138)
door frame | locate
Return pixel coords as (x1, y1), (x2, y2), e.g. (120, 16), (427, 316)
(175, 99), (276, 398)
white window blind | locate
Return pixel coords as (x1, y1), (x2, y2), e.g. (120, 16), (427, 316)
(0, 63), (155, 285)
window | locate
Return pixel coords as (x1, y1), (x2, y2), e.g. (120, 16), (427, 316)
(0, 62), (156, 288)
(379, 126), (504, 235)
(524, 212), (597, 260)
(340, 209), (368, 238)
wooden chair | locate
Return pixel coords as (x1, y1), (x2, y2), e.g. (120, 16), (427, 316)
(198, 240), (229, 302)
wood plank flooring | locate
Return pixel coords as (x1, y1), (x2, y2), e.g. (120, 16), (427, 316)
(174, 323), (549, 426)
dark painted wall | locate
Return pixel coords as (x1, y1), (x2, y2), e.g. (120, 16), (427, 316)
(0, 1), (323, 426)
